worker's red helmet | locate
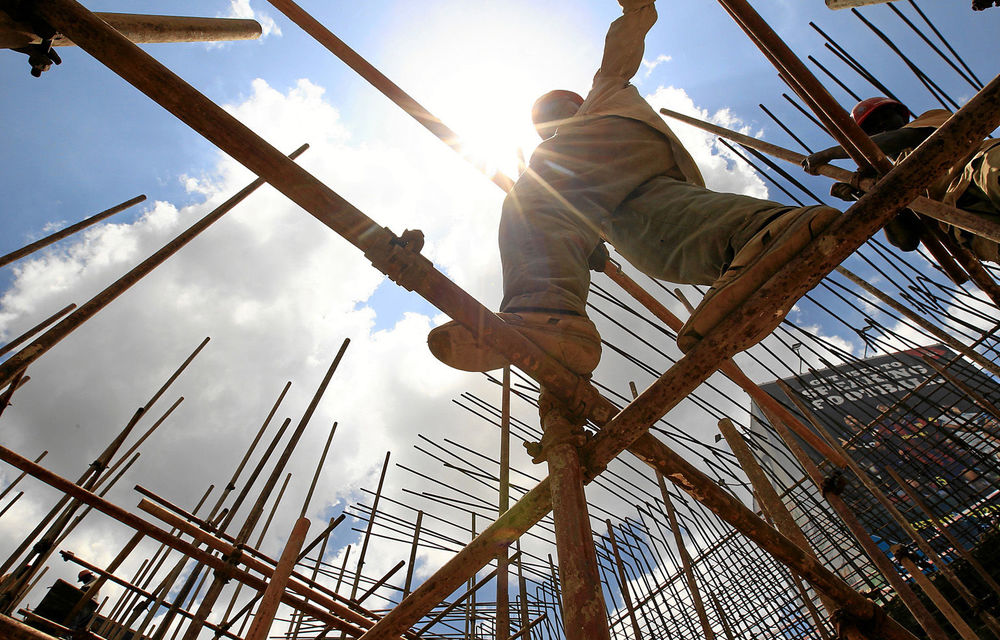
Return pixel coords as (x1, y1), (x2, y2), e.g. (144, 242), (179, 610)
(851, 97), (909, 134)
(531, 90), (585, 139)
(78, 569), (94, 583)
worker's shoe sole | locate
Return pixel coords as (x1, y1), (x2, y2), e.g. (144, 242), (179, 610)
(677, 205), (839, 353)
(427, 312), (602, 374)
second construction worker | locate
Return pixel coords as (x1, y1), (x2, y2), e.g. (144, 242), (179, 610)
(428, 0), (839, 376)
(803, 97), (999, 264)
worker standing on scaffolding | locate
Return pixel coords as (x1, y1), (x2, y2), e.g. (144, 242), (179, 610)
(803, 97), (1000, 264)
(428, 0), (841, 377)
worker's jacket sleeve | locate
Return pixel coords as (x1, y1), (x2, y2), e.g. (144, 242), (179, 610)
(593, 3), (657, 88)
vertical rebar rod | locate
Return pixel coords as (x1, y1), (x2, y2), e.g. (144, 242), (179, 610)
(496, 366), (512, 640)
(892, 548), (980, 640)
(402, 512), (422, 600)
(350, 451), (390, 602)
(300, 422), (338, 518)
(605, 521), (642, 639)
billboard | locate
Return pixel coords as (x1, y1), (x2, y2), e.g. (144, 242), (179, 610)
(751, 344), (1000, 561)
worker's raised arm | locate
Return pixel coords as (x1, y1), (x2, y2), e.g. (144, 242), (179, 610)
(593, 0), (657, 85)
(802, 127), (935, 174)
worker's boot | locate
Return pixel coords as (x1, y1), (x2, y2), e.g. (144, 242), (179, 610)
(676, 205), (839, 353)
(427, 312), (601, 374)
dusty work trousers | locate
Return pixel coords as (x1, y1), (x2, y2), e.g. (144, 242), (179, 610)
(953, 143), (1000, 262)
(499, 117), (798, 315)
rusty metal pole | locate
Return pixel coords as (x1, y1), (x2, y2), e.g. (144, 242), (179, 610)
(892, 547), (981, 640)
(605, 520), (643, 639)
(757, 401), (952, 640)
(245, 517), (311, 640)
(0, 146), (306, 389)
(655, 474), (716, 640)
(923, 356), (1000, 422)
(540, 405), (611, 640)
(350, 451), (390, 601)
(496, 366), (512, 640)
(0, 195), (145, 269)
(0, 451), (47, 504)
(402, 511), (422, 600)
(300, 422), (338, 518)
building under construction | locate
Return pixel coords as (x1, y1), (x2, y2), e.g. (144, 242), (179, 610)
(0, 1), (998, 639)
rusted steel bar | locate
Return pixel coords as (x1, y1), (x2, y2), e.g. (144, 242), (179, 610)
(717, 419), (839, 637)
(541, 409), (610, 640)
(752, 402), (951, 640)
(605, 520), (642, 640)
(402, 511), (423, 600)
(0, 305), (75, 359)
(922, 356), (1000, 421)
(885, 3), (981, 91)
(0, 195), (145, 269)
(718, 0), (890, 173)
(892, 547), (980, 640)
(57, 550), (243, 640)
(603, 260), (847, 467)
(509, 614), (546, 640)
(1, 611), (82, 640)
(0, 144), (306, 389)
(709, 594), (737, 640)
(778, 382), (1000, 637)
(207, 380), (291, 524)
(906, 0), (983, 89)
(413, 555), (518, 638)
(496, 367), (511, 640)
(0, 450), (47, 504)
(808, 54), (862, 102)
(351, 450), (390, 601)
(301, 422), (337, 518)
(263, 0), (513, 192)
(656, 473), (716, 640)
(297, 514), (344, 564)
(245, 517), (311, 640)
(924, 223), (1000, 308)
(358, 561), (405, 605)
(885, 466), (1000, 600)
(836, 266), (1000, 378)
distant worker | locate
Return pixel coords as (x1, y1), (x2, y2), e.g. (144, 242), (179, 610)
(428, 0), (839, 378)
(77, 570), (97, 590)
(803, 97), (999, 264)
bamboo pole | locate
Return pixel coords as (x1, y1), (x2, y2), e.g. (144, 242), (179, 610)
(245, 517), (311, 640)
(289, 516), (336, 640)
(0, 195), (145, 269)
(0, 145), (306, 389)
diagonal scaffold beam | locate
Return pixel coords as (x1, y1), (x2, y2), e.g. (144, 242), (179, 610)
(8, 1), (1000, 639)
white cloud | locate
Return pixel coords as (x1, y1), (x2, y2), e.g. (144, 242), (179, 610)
(222, 0), (281, 39)
(641, 53), (672, 79)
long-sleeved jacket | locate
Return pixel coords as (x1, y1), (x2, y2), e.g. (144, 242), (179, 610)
(573, 1), (705, 187)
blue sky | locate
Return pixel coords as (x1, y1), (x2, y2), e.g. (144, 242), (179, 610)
(0, 0), (998, 628)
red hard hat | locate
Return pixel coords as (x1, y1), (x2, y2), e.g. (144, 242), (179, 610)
(78, 569), (94, 582)
(851, 97), (908, 130)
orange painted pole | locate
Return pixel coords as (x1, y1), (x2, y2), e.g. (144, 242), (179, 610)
(245, 517), (311, 640)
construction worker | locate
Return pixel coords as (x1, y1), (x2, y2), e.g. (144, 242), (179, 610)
(803, 97), (999, 263)
(427, 0), (839, 377)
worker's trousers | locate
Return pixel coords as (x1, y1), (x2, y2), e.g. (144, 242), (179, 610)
(499, 117), (801, 315)
(953, 144), (1000, 263)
